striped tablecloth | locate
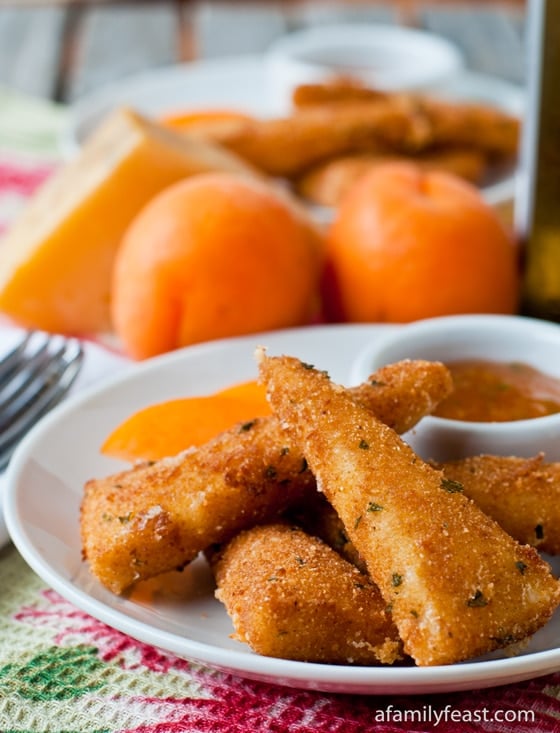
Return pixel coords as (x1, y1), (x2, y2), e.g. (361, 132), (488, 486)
(1, 87), (560, 733)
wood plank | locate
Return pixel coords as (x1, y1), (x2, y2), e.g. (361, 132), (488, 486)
(192, 1), (288, 58)
(420, 7), (526, 84)
(291, 1), (398, 28)
(67, 2), (179, 101)
(0, 7), (66, 99)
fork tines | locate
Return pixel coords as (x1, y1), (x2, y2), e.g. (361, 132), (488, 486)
(0, 331), (83, 469)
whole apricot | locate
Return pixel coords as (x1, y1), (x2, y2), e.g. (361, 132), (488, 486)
(111, 173), (323, 359)
(324, 162), (519, 323)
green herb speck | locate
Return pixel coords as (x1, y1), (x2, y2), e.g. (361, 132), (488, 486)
(441, 477), (464, 494)
(265, 465), (277, 479)
(467, 590), (488, 607)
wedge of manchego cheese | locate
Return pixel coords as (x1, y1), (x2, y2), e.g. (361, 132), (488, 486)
(0, 107), (259, 335)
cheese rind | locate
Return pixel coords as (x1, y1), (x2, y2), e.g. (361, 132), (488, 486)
(0, 107), (258, 334)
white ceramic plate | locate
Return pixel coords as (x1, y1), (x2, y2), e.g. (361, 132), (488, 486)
(4, 324), (560, 695)
(60, 55), (523, 206)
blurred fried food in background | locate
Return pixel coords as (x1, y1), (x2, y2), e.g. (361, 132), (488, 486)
(180, 78), (519, 208)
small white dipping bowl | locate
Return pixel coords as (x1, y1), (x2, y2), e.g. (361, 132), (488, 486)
(265, 24), (464, 112)
(350, 314), (560, 463)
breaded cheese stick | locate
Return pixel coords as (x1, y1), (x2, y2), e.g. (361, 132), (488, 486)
(348, 358), (452, 435)
(292, 80), (389, 108)
(437, 453), (560, 555)
(257, 352), (560, 666)
(81, 416), (314, 594)
(211, 523), (403, 664)
(294, 453), (560, 566)
(214, 97), (517, 178)
(81, 359), (452, 594)
(420, 98), (520, 160)
(215, 100), (433, 178)
(286, 490), (368, 574)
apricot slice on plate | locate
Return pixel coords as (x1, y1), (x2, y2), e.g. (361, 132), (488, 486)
(101, 379), (270, 462)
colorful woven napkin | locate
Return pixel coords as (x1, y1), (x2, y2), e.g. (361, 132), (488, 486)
(0, 85), (64, 236)
(1, 88), (560, 733)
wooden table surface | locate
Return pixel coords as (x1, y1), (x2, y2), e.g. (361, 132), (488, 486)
(0, 1), (527, 104)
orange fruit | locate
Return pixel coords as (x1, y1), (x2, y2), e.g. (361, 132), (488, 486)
(160, 108), (253, 134)
(111, 172), (324, 359)
(324, 162), (519, 323)
(101, 379), (269, 462)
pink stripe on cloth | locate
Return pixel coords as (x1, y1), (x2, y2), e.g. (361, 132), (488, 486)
(0, 159), (54, 195)
(0, 156), (58, 237)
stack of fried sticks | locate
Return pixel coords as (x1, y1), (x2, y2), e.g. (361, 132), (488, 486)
(180, 79), (521, 207)
(81, 355), (560, 667)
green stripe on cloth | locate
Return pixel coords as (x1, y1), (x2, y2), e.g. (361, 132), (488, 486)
(0, 85), (66, 158)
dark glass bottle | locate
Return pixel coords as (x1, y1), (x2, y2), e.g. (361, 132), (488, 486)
(517, 0), (560, 319)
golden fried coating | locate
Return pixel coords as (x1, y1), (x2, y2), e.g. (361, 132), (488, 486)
(211, 523), (403, 664)
(214, 99), (433, 178)
(292, 80), (389, 108)
(208, 92), (518, 180)
(292, 451), (560, 567)
(349, 358), (453, 435)
(286, 490), (368, 574)
(295, 148), (488, 207)
(420, 98), (520, 160)
(82, 359), (452, 593)
(437, 453), (560, 555)
(257, 351), (560, 666)
(81, 417), (314, 594)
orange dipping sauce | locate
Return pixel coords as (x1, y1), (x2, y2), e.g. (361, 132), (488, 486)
(433, 359), (560, 422)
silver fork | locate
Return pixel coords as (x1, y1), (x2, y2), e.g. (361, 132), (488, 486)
(0, 332), (84, 470)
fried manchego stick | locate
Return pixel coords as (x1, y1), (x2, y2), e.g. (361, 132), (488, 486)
(293, 81), (520, 162)
(295, 453), (560, 565)
(286, 490), (368, 574)
(214, 100), (434, 178)
(292, 80), (389, 108)
(81, 416), (314, 595)
(81, 359), (452, 594)
(212, 97), (517, 179)
(295, 148), (487, 207)
(436, 453), (560, 556)
(211, 523), (403, 664)
(420, 98), (520, 160)
(347, 358), (453, 434)
(257, 351), (560, 666)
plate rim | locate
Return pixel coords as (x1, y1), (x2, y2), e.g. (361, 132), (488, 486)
(5, 323), (559, 696)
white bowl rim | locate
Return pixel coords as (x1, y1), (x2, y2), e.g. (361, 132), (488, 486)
(266, 23), (465, 58)
(265, 23), (464, 83)
(350, 314), (560, 432)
